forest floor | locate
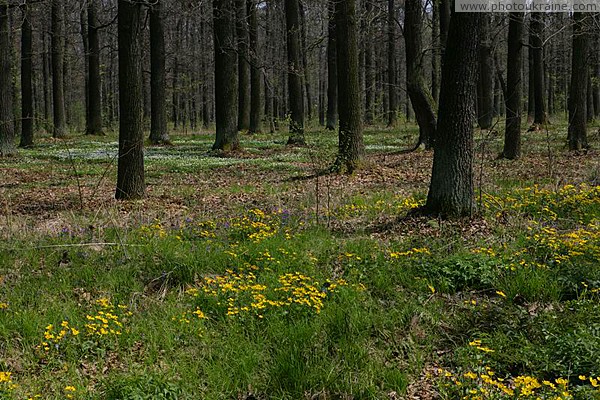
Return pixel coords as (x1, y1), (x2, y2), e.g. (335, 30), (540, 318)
(0, 121), (599, 399)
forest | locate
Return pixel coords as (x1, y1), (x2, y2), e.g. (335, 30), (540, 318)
(0, 0), (600, 398)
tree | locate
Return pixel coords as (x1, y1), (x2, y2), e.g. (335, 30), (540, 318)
(326, 0), (337, 131)
(20, 1), (34, 148)
(116, 0), (145, 200)
(502, 13), (524, 160)
(568, 12), (589, 150)
(334, 0), (364, 173)
(212, 0), (239, 152)
(387, 0), (397, 127)
(236, 0), (251, 132)
(51, 0), (67, 138)
(477, 13), (494, 129)
(86, 0), (104, 135)
(86, 0), (103, 136)
(248, 0), (262, 134)
(530, 12), (546, 125)
(285, 0), (305, 144)
(424, 12), (480, 217)
(404, 0), (437, 149)
(0, 2), (16, 156)
(149, 0), (170, 144)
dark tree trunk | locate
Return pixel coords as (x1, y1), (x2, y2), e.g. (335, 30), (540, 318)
(0, 4), (16, 156)
(299, 0), (312, 121)
(334, 0), (364, 173)
(80, 4), (89, 131)
(568, 12), (589, 151)
(248, 0), (262, 134)
(531, 13), (546, 125)
(149, 0), (170, 144)
(213, 0), (240, 152)
(51, 0), (67, 138)
(477, 13), (494, 129)
(502, 13), (524, 160)
(404, 0), (437, 149)
(425, 13), (480, 217)
(527, 44), (534, 121)
(431, 0), (440, 104)
(593, 32), (600, 118)
(387, 0), (397, 127)
(326, 0), (337, 130)
(42, 33), (51, 129)
(20, 2), (34, 148)
(236, 0), (251, 131)
(116, 0), (145, 200)
(87, 0), (103, 135)
(285, 0), (305, 144)
(364, 0), (374, 125)
(587, 70), (594, 122)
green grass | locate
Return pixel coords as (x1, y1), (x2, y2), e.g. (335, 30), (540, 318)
(0, 124), (599, 399)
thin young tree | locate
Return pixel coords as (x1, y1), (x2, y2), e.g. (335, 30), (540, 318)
(149, 0), (170, 144)
(51, 0), (67, 138)
(502, 12), (524, 160)
(568, 12), (589, 150)
(334, 0), (364, 173)
(0, 2), (16, 156)
(20, 0), (34, 148)
(212, 0), (239, 152)
(531, 12), (546, 125)
(115, 0), (145, 200)
(424, 12), (481, 217)
(285, 0), (305, 144)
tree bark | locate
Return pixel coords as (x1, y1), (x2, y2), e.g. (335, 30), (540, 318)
(364, 0), (375, 125)
(51, 0), (67, 138)
(334, 0), (364, 173)
(285, 0), (305, 144)
(213, 0), (240, 152)
(0, 4), (16, 156)
(87, 0), (103, 135)
(424, 12), (480, 217)
(116, 0), (145, 200)
(477, 13), (494, 129)
(149, 0), (170, 144)
(236, 0), (251, 131)
(248, 0), (262, 134)
(531, 12), (546, 125)
(404, 0), (437, 149)
(20, 2), (34, 148)
(326, 0), (337, 130)
(387, 0), (397, 127)
(502, 13), (524, 160)
(568, 12), (589, 150)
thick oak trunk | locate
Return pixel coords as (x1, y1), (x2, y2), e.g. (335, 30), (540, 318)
(502, 13), (524, 160)
(0, 4), (16, 156)
(568, 12), (589, 150)
(326, 0), (337, 130)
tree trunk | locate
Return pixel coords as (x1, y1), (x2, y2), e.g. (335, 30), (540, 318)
(587, 70), (594, 122)
(299, 1), (312, 122)
(531, 12), (546, 125)
(387, 0), (397, 127)
(87, 0), (103, 135)
(593, 32), (600, 118)
(568, 12), (589, 151)
(213, 0), (240, 152)
(116, 0), (145, 200)
(334, 0), (364, 173)
(431, 0), (440, 104)
(0, 4), (15, 156)
(326, 0), (337, 130)
(20, 2), (34, 148)
(364, 0), (374, 125)
(51, 0), (67, 138)
(42, 32), (51, 130)
(149, 0), (170, 144)
(236, 0), (251, 131)
(424, 13), (480, 217)
(248, 0), (262, 134)
(502, 13), (524, 160)
(477, 13), (494, 129)
(284, 0), (305, 144)
(404, 0), (437, 149)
